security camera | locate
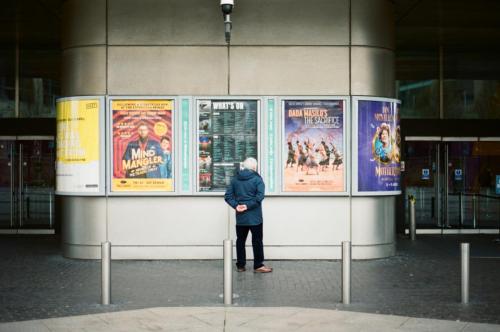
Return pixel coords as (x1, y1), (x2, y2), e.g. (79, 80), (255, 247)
(220, 0), (234, 43)
(220, 0), (234, 15)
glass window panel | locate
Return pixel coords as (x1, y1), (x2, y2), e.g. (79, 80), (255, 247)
(443, 80), (500, 119)
(0, 49), (16, 118)
(397, 80), (439, 119)
(19, 49), (60, 118)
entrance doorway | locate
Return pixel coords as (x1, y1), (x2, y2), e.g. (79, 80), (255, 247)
(403, 137), (500, 233)
(0, 136), (55, 233)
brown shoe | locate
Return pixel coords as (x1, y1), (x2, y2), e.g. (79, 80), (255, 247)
(254, 265), (273, 273)
(237, 267), (246, 272)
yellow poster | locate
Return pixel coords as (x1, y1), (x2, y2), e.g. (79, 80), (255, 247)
(111, 99), (174, 192)
(56, 98), (101, 193)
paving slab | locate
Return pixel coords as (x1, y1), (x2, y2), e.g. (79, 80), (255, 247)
(2, 307), (500, 332)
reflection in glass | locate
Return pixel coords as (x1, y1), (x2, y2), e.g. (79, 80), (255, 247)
(0, 50), (16, 118)
(397, 80), (439, 119)
(19, 49), (60, 118)
(443, 80), (500, 119)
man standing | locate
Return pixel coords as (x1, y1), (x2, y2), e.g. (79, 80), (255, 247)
(224, 158), (272, 273)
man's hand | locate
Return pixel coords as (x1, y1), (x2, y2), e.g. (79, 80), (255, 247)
(236, 204), (248, 212)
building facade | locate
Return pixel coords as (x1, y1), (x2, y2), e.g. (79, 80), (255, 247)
(60, 0), (396, 260)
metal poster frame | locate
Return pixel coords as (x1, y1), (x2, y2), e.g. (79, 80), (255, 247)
(194, 96), (263, 196)
(263, 96), (279, 195)
(352, 96), (402, 196)
(106, 96), (178, 196)
(179, 96), (193, 195)
(55, 96), (106, 196)
(279, 96), (350, 196)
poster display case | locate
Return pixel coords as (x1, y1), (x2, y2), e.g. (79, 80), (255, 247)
(352, 97), (401, 195)
(108, 97), (176, 194)
(280, 98), (349, 195)
(195, 98), (260, 193)
(56, 96), (105, 195)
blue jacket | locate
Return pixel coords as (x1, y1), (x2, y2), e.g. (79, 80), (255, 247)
(224, 169), (265, 226)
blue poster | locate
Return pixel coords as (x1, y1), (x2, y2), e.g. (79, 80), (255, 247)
(454, 169), (463, 181)
(357, 100), (401, 193)
(422, 168), (430, 180)
(496, 175), (500, 195)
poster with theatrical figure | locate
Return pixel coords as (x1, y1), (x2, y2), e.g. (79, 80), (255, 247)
(283, 100), (345, 192)
(56, 98), (101, 194)
(357, 99), (401, 193)
(197, 99), (258, 192)
(111, 99), (174, 192)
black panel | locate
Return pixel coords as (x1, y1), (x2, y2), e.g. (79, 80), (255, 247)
(401, 119), (500, 138)
(0, 118), (56, 136)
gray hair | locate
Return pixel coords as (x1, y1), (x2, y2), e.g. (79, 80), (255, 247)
(241, 157), (258, 171)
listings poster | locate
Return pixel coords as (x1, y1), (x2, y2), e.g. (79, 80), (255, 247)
(56, 98), (101, 194)
(283, 100), (345, 192)
(357, 99), (401, 193)
(198, 99), (258, 192)
(112, 100), (174, 192)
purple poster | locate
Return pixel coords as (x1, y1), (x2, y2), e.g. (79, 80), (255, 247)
(357, 100), (401, 193)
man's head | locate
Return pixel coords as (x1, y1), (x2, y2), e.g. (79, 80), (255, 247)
(160, 136), (170, 151)
(137, 123), (149, 140)
(242, 157), (258, 171)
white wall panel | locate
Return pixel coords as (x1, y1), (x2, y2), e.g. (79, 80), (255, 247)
(108, 46), (228, 95)
(230, 47), (349, 95)
(232, 0), (349, 45)
(62, 47), (106, 96)
(351, 0), (395, 49)
(351, 47), (395, 97)
(108, 197), (229, 245)
(62, 0), (106, 48)
(108, 0), (224, 45)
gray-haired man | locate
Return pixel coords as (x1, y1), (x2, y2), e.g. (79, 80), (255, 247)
(224, 158), (272, 273)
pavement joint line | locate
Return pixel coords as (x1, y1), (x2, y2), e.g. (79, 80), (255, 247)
(398, 316), (412, 328)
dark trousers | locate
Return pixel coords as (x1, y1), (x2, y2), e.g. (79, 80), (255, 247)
(236, 223), (264, 270)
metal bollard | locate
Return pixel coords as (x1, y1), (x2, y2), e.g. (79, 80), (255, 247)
(101, 241), (111, 305)
(341, 241), (351, 304)
(223, 239), (233, 305)
(461, 242), (469, 304)
(409, 197), (416, 240)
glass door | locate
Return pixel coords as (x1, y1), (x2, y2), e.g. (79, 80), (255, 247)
(0, 138), (16, 229)
(0, 137), (55, 231)
(403, 138), (500, 231)
(444, 140), (480, 228)
(476, 140), (500, 229)
(17, 137), (55, 229)
(403, 139), (442, 228)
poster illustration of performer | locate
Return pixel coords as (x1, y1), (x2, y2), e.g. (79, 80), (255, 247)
(283, 100), (345, 192)
(112, 100), (174, 192)
(357, 99), (401, 193)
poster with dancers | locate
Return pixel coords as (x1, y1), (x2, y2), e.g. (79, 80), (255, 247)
(282, 99), (345, 192)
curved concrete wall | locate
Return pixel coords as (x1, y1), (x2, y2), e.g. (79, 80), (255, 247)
(61, 0), (396, 260)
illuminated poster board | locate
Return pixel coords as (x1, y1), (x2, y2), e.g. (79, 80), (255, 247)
(56, 97), (103, 195)
(282, 99), (346, 193)
(197, 99), (259, 192)
(353, 98), (401, 195)
(111, 99), (174, 192)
